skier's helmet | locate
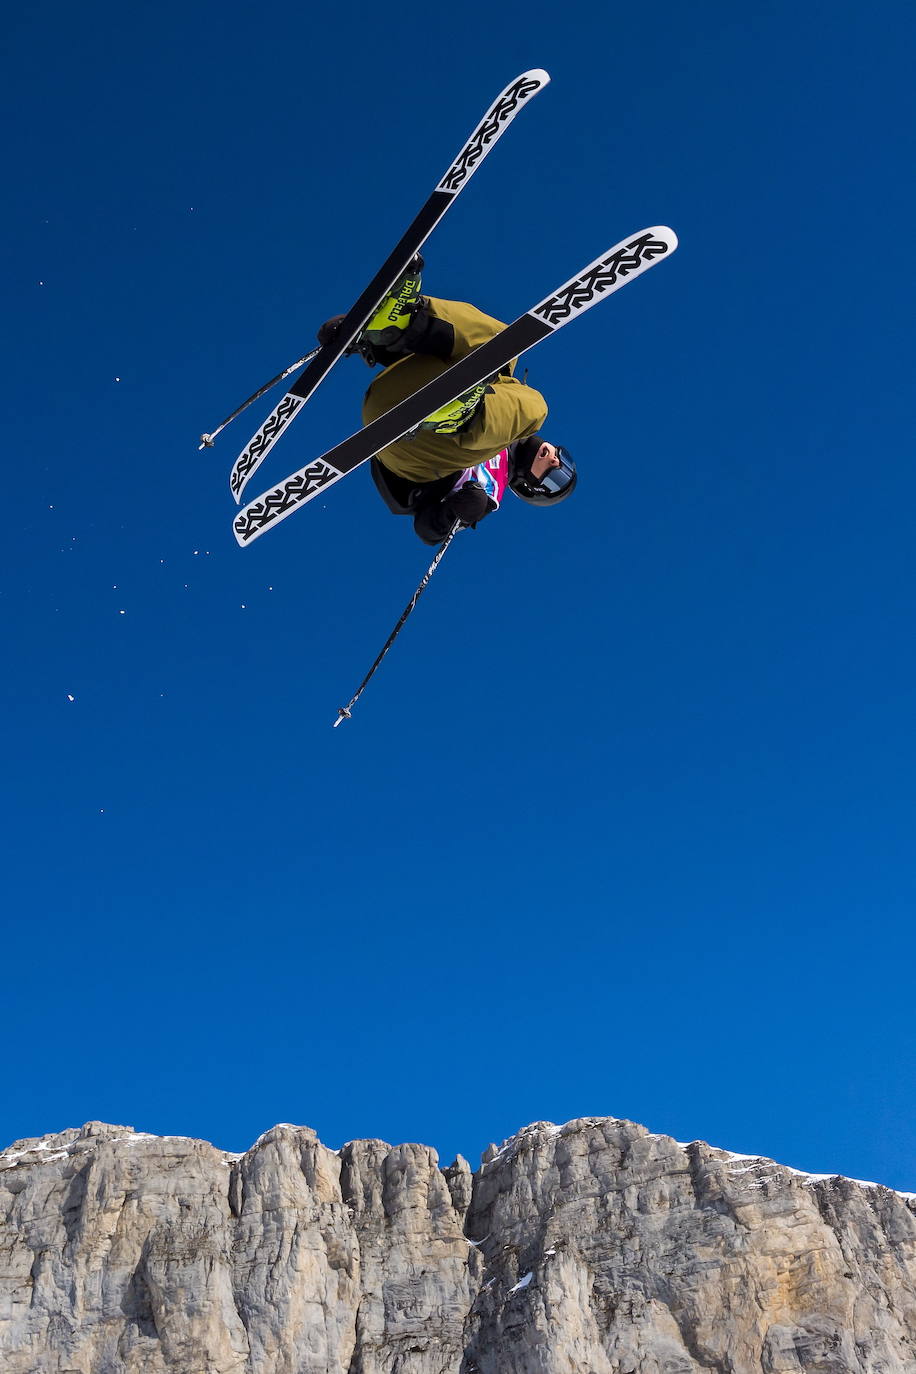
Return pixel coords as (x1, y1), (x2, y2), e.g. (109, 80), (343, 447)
(508, 438), (577, 507)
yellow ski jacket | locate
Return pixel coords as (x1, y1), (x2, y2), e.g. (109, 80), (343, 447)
(361, 297), (548, 484)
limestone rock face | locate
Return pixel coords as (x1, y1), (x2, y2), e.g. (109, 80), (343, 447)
(1, 1116), (914, 1373)
(464, 1120), (916, 1374)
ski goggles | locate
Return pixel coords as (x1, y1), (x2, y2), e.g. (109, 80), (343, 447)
(510, 445), (577, 505)
(539, 446), (576, 496)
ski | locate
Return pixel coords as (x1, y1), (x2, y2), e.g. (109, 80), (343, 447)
(229, 69), (550, 503)
(233, 227), (678, 547)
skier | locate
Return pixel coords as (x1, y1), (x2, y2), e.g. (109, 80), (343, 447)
(318, 256), (577, 544)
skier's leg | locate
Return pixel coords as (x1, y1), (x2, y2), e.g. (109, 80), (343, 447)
(422, 297), (510, 362)
(369, 297), (511, 367)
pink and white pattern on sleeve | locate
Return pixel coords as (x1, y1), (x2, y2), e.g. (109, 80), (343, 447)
(449, 449), (510, 512)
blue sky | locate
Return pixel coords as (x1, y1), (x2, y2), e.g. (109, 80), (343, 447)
(3, 0), (915, 1192)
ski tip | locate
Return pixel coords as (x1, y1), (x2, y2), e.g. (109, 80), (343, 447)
(651, 225), (679, 254)
(520, 68), (550, 89)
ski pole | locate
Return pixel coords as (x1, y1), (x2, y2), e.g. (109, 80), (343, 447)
(333, 522), (461, 727)
(198, 348), (320, 450)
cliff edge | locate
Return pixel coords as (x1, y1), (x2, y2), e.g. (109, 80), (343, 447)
(1, 1115), (914, 1372)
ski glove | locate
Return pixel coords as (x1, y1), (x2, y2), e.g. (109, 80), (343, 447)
(317, 314), (347, 347)
(413, 482), (492, 546)
(444, 482), (491, 527)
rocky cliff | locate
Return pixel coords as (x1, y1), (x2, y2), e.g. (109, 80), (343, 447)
(1, 1116), (914, 1373)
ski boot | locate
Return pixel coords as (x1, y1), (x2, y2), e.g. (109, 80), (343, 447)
(358, 253), (425, 360)
(417, 380), (489, 434)
(316, 255), (425, 365)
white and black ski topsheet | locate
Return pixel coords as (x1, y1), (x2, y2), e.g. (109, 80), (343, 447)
(228, 69), (550, 504)
(232, 227), (678, 547)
